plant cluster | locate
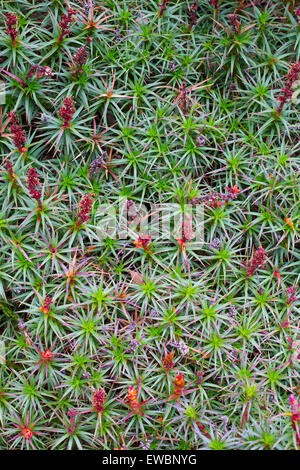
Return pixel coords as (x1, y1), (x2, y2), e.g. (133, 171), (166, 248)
(0, 0), (299, 450)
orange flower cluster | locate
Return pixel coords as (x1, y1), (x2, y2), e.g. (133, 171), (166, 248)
(6, 12), (18, 44)
(58, 8), (76, 43)
(76, 194), (93, 227)
(59, 97), (75, 128)
(7, 112), (27, 152)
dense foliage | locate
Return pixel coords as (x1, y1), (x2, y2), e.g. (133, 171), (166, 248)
(0, 0), (299, 450)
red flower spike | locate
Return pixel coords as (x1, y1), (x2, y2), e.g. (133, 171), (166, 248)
(228, 13), (240, 35)
(188, 1), (198, 28)
(225, 185), (240, 199)
(26, 168), (42, 208)
(273, 268), (281, 288)
(158, 0), (170, 17)
(76, 193), (93, 227)
(4, 160), (14, 177)
(59, 97), (75, 129)
(127, 387), (144, 415)
(277, 63), (300, 116)
(40, 350), (53, 362)
(133, 235), (151, 251)
(22, 427), (33, 440)
(289, 395), (300, 446)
